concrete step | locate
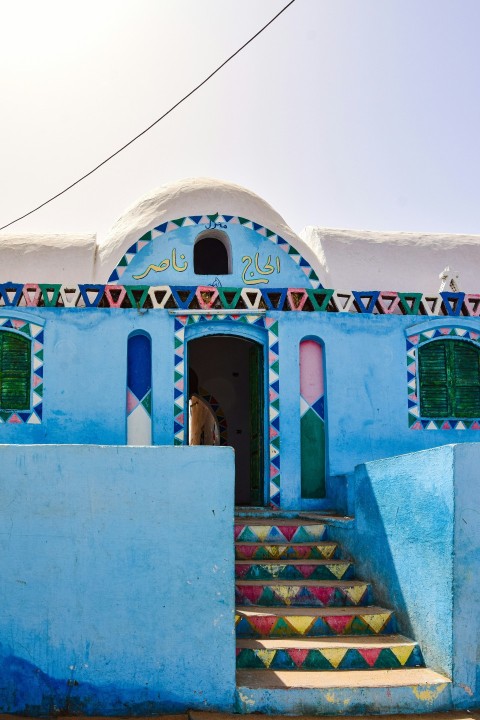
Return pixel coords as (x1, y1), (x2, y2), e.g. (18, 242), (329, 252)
(235, 668), (452, 715)
(235, 521), (328, 544)
(235, 541), (338, 560)
(236, 605), (397, 638)
(236, 635), (424, 670)
(194, 711), (474, 720)
(237, 666), (448, 688)
(235, 559), (353, 581)
(235, 579), (372, 607)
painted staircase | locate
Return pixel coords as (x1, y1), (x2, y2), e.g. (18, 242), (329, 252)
(234, 514), (451, 715)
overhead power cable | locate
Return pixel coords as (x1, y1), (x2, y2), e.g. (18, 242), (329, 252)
(0, 0), (297, 232)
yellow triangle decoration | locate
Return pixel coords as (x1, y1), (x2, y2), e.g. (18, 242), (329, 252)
(361, 613), (389, 633)
(265, 545), (286, 558)
(321, 647), (348, 669)
(391, 644), (414, 666)
(252, 525), (271, 542)
(256, 649), (276, 668)
(285, 615), (315, 635)
(321, 544), (337, 558)
(274, 585), (302, 605)
(343, 584), (367, 605)
(326, 563), (349, 579)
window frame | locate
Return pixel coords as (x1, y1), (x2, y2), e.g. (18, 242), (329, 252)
(407, 324), (480, 430)
(0, 316), (44, 425)
(193, 229), (232, 276)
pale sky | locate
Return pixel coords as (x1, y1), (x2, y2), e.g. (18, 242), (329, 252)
(1, 0), (479, 239)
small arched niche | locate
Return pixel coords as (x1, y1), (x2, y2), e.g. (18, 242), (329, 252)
(193, 229), (232, 276)
(126, 331), (152, 445)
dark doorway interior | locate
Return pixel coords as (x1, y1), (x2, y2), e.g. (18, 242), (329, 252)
(188, 335), (264, 505)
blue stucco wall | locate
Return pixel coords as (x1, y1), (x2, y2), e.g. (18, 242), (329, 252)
(1, 308), (480, 509)
(331, 443), (480, 709)
(452, 443), (480, 706)
(0, 444), (235, 715)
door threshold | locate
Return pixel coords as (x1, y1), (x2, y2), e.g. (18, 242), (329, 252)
(234, 506), (343, 519)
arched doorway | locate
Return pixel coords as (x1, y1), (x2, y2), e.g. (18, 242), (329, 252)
(188, 334), (264, 506)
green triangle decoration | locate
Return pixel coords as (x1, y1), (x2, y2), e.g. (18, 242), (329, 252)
(124, 285), (149, 308)
(349, 616), (368, 634)
(273, 617), (291, 636)
(217, 288), (243, 309)
(307, 289), (333, 311)
(39, 284), (61, 307)
(398, 293), (423, 315)
(142, 392), (152, 415)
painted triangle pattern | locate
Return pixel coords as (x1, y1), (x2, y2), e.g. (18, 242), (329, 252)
(0, 279), (480, 316)
(0, 318), (44, 425)
(235, 560), (353, 581)
(235, 582), (371, 607)
(126, 389), (152, 419)
(236, 643), (424, 670)
(234, 516), (426, 676)
(173, 314), (281, 508)
(1, 281), (480, 318)
(235, 542), (336, 560)
(406, 326), (480, 431)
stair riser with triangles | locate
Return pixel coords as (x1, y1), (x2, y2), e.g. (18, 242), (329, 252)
(236, 542), (337, 560)
(235, 610), (398, 638)
(236, 643), (425, 671)
(235, 522), (328, 543)
(235, 561), (354, 581)
(235, 582), (372, 607)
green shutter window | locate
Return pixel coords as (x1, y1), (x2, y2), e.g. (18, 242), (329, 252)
(418, 339), (480, 418)
(0, 332), (32, 411)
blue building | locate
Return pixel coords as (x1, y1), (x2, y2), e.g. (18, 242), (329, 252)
(0, 178), (478, 715)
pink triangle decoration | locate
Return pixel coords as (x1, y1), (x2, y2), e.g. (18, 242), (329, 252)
(234, 564), (250, 579)
(235, 545), (257, 559)
(277, 526), (297, 542)
(309, 586), (335, 606)
(377, 292), (401, 314)
(248, 615), (278, 636)
(238, 585), (264, 605)
(358, 647), (382, 667)
(325, 614), (352, 634)
(288, 648), (309, 667)
(298, 564), (317, 579)
(126, 390), (139, 414)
